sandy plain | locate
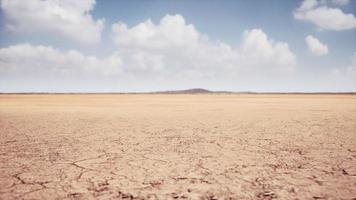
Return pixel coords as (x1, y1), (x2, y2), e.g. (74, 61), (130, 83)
(0, 94), (355, 200)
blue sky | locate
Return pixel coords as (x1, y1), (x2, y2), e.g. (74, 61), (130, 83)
(0, 0), (355, 92)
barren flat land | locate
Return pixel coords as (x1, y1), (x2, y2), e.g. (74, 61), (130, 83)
(0, 94), (356, 200)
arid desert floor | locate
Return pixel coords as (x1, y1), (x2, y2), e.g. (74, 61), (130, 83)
(0, 94), (356, 200)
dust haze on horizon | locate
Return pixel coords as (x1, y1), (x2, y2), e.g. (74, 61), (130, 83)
(0, 0), (356, 92)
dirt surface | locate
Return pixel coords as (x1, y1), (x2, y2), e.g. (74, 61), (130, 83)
(0, 94), (356, 200)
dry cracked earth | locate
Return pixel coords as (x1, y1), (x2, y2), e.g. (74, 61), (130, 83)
(0, 94), (356, 200)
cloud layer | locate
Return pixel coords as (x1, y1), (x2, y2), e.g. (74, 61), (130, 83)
(0, 44), (122, 78)
(0, 0), (354, 92)
(294, 0), (356, 31)
(0, 0), (104, 44)
(111, 14), (296, 75)
(0, 14), (297, 91)
(305, 35), (329, 55)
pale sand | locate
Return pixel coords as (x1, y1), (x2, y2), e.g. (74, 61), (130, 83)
(0, 94), (355, 199)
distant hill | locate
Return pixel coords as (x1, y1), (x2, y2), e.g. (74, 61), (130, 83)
(153, 88), (213, 94)
(1, 89), (355, 95)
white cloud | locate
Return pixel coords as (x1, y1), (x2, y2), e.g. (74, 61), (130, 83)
(112, 15), (199, 50)
(111, 14), (296, 75)
(1, 14), (297, 78)
(0, 0), (104, 44)
(305, 35), (329, 55)
(241, 29), (296, 70)
(294, 0), (356, 31)
(0, 44), (122, 77)
(0, 14), (298, 91)
(298, 0), (319, 11)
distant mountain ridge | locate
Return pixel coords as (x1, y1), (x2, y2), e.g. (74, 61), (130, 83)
(1, 89), (355, 94)
(153, 88), (212, 94)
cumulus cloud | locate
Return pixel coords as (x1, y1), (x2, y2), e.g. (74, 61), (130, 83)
(240, 29), (296, 70)
(0, 0), (104, 44)
(112, 15), (200, 50)
(111, 14), (296, 75)
(0, 14), (297, 91)
(305, 35), (329, 55)
(0, 44), (122, 77)
(111, 14), (236, 76)
(294, 0), (356, 31)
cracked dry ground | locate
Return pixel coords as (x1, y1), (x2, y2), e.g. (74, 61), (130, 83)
(0, 95), (356, 200)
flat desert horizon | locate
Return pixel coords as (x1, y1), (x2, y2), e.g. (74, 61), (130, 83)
(1, 94), (356, 199)
(1, 0), (356, 199)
